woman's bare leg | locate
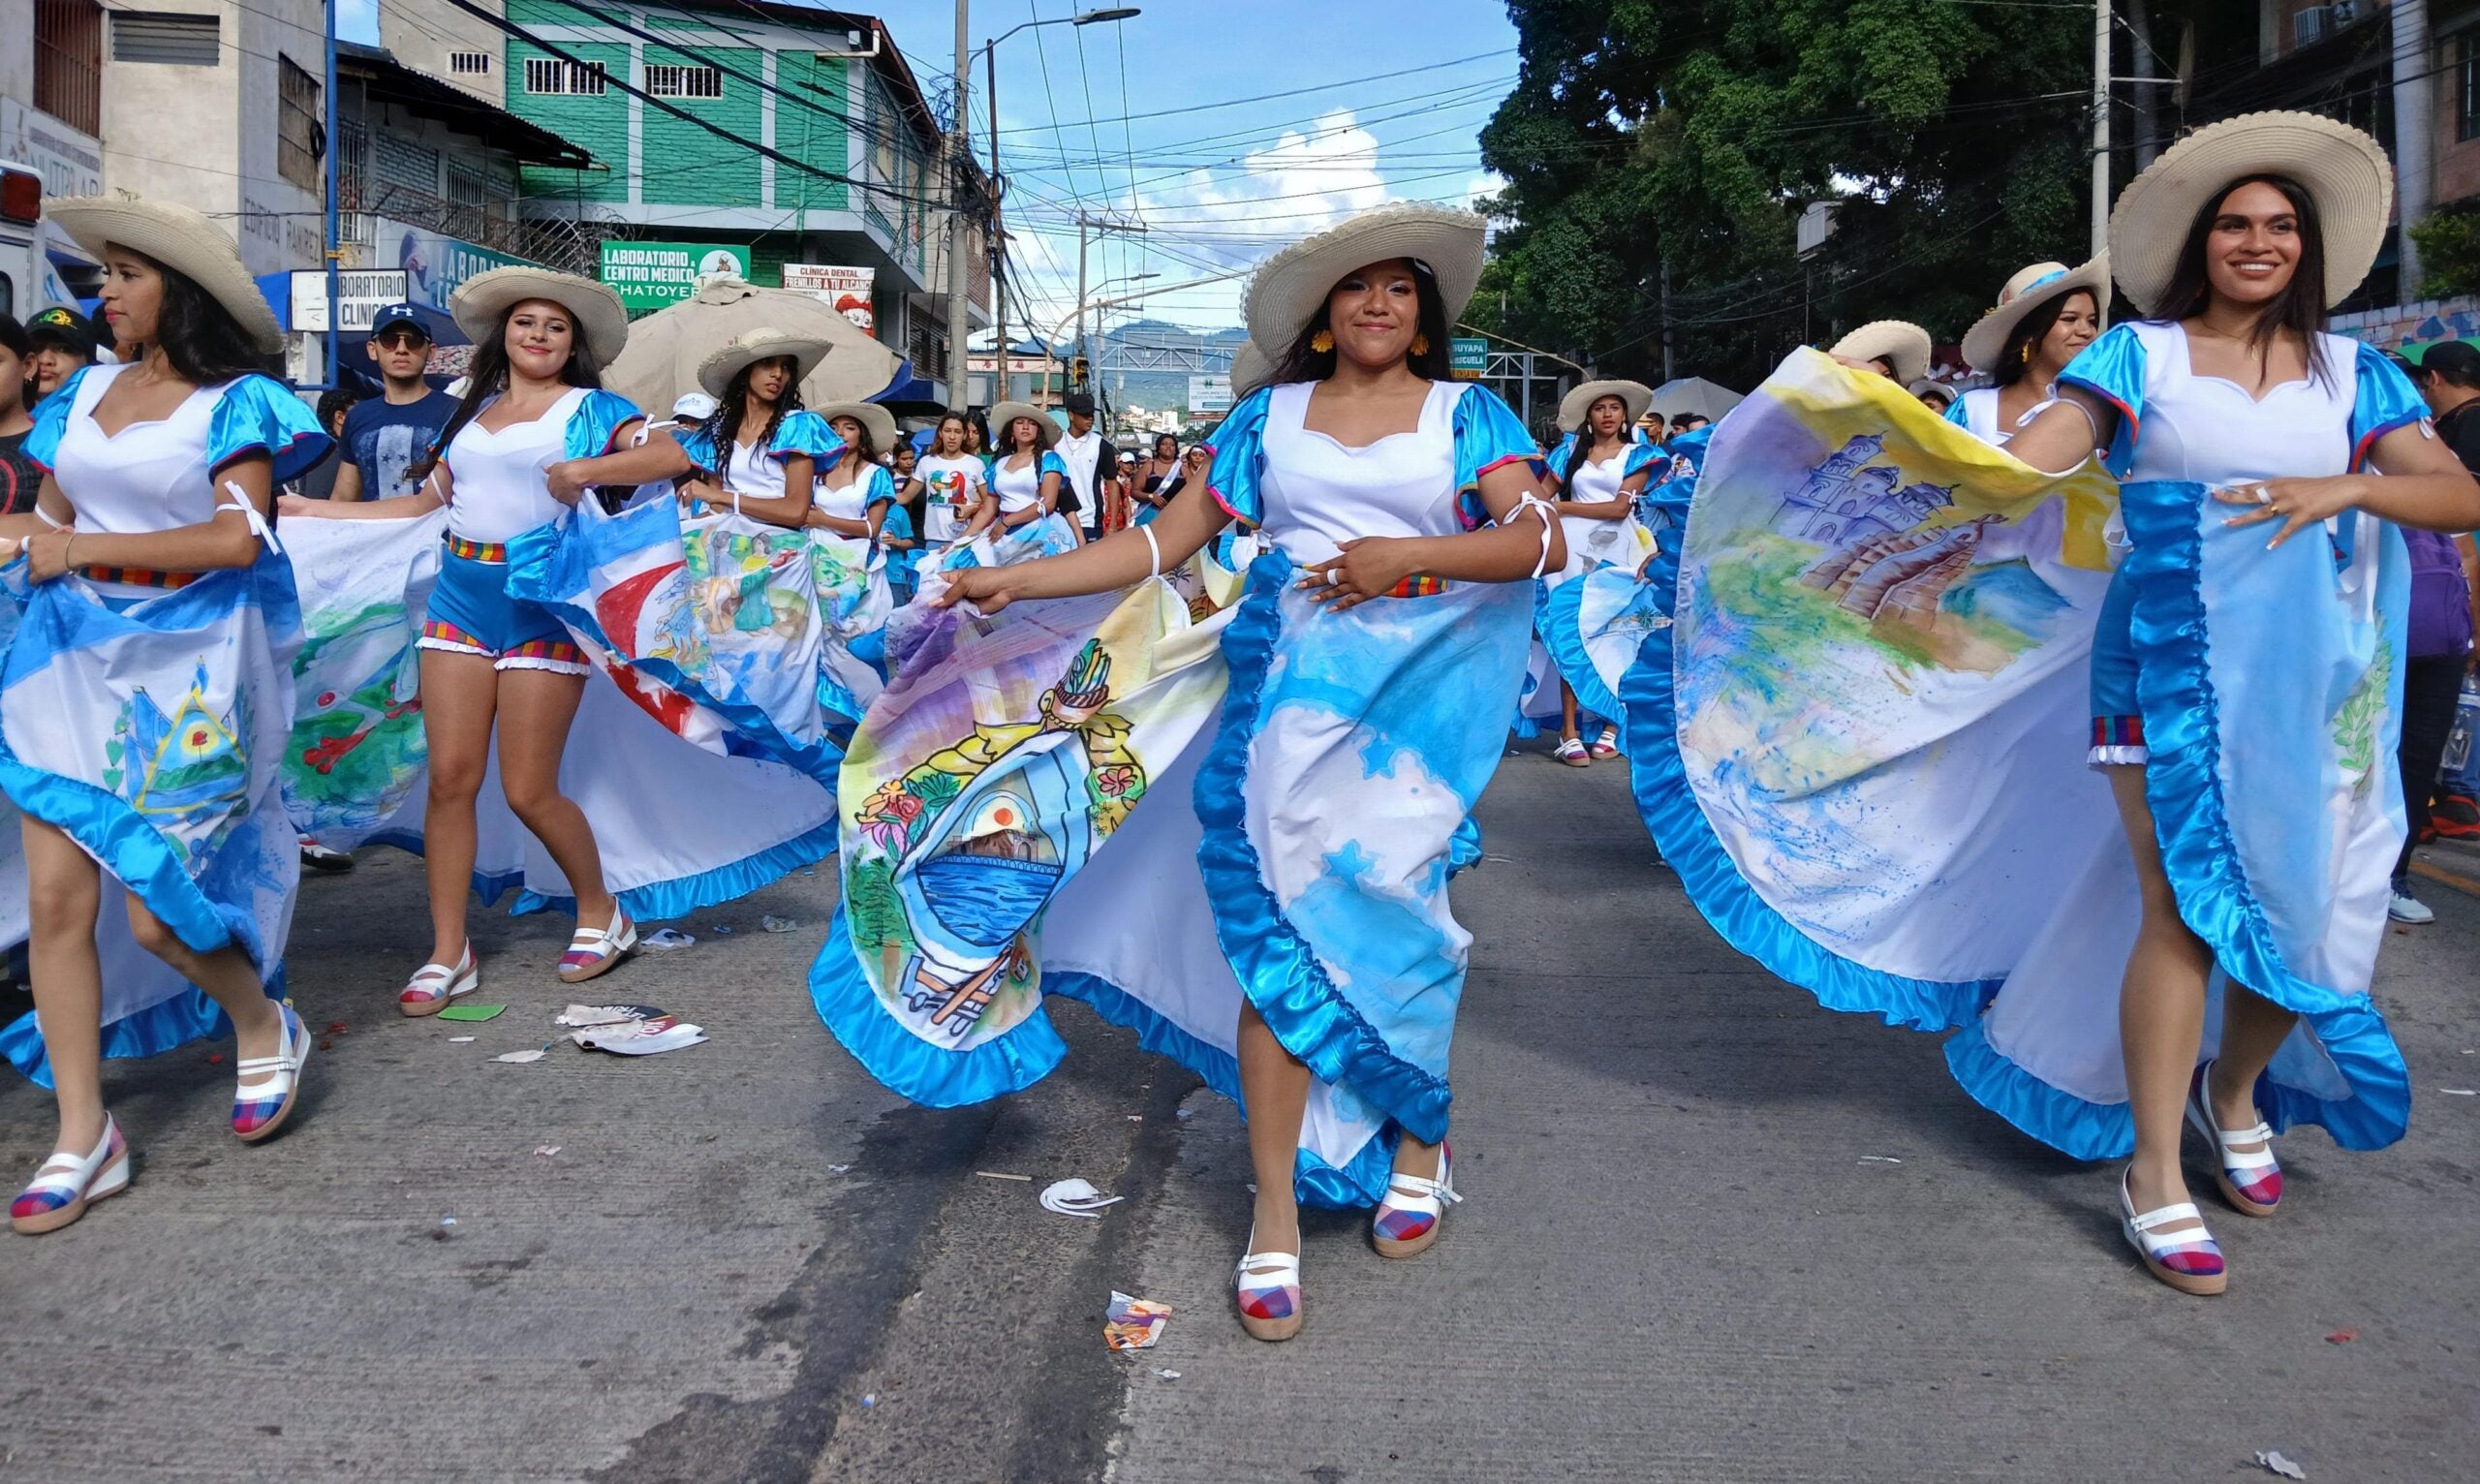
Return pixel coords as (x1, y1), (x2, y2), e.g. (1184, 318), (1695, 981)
(418, 649), (498, 965)
(2109, 766), (2213, 1222)
(493, 667), (616, 930)
(1239, 1001), (1311, 1254)
(22, 818), (107, 1154)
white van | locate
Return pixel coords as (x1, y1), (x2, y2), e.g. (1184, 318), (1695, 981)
(0, 162), (94, 323)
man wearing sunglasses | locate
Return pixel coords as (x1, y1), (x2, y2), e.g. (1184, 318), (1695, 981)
(331, 302), (456, 502)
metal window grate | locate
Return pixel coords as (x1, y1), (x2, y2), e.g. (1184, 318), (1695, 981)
(110, 10), (219, 66)
(644, 63), (722, 99)
(449, 51), (492, 77)
(523, 57), (606, 95)
(35, 0), (104, 136)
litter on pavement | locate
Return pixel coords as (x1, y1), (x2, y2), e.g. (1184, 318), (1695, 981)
(493, 1049), (548, 1064)
(1858, 1156), (1905, 1165)
(1039, 1178), (1124, 1219)
(564, 1005), (706, 1055)
(976, 1170), (1033, 1182)
(448, 1036), (476, 1043)
(642, 928), (697, 950)
(534, 1145), (560, 1159)
(760, 914), (798, 933)
(1104, 1292), (1171, 1350)
(435, 1004), (506, 1022)
(2253, 1450), (2308, 1479)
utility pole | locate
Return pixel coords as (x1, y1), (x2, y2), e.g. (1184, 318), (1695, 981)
(2395, 0), (2434, 294)
(1074, 211), (1145, 390)
(946, 0), (973, 409)
(986, 41), (1004, 406)
(2092, 0), (2111, 260)
(1659, 258), (1674, 383)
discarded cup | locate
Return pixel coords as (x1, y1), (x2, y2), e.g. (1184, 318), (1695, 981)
(1040, 1178), (1124, 1219)
(642, 928), (697, 950)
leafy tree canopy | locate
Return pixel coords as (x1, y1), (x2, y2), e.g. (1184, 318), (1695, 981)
(1477, 0), (2094, 388)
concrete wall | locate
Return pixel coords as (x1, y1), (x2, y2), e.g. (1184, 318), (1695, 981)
(102, 0), (326, 275)
(0, 0), (35, 110)
(381, 0), (509, 107)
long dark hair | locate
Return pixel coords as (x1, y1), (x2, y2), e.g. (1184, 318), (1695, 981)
(410, 303), (603, 481)
(1564, 390), (1632, 483)
(929, 411), (969, 457)
(135, 250), (266, 386)
(698, 356), (802, 465)
(2153, 172), (2332, 386)
(999, 412), (1046, 457)
(1269, 259), (1455, 386)
(1992, 288), (2100, 388)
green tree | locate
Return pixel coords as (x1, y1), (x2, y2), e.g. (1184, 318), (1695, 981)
(1480, 0), (2094, 387)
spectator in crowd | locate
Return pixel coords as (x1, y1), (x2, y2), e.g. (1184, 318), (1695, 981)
(1909, 378), (1958, 414)
(330, 304), (457, 502)
(2392, 339), (2480, 920)
(0, 314), (42, 514)
(1130, 431), (1180, 520)
(292, 385), (365, 502)
(1054, 390), (1118, 543)
(22, 305), (99, 401)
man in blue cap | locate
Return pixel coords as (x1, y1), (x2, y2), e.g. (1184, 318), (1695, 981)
(330, 301), (454, 502)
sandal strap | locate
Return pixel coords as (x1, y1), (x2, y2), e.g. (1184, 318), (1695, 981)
(1383, 1171), (1461, 1206)
(405, 961), (461, 986)
(2127, 1198), (2205, 1234)
(1236, 1251), (1299, 1284)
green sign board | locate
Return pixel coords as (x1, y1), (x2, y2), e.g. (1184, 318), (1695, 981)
(598, 241), (754, 310)
(1449, 335), (1489, 380)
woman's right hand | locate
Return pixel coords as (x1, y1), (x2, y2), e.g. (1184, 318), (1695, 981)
(930, 564), (1020, 613)
(276, 493), (335, 518)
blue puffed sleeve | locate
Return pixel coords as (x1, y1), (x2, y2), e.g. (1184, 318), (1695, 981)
(2057, 323), (2148, 476)
(670, 423), (719, 473)
(1621, 442), (1666, 481)
(20, 365), (93, 471)
(1201, 386), (1275, 528)
(1941, 393), (1971, 427)
(768, 409), (845, 467)
(2349, 341), (2430, 471)
(859, 462), (897, 510)
(562, 388), (643, 461)
(1451, 383), (1548, 530)
(208, 373), (332, 484)
(1038, 450), (1069, 482)
(1543, 432), (1578, 487)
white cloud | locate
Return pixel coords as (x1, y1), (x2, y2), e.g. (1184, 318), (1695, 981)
(1129, 108), (1391, 269)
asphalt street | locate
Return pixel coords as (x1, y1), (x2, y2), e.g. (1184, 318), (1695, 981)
(1, 746), (2475, 1483)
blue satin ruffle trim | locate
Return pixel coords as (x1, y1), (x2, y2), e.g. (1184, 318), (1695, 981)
(509, 815), (839, 922)
(0, 967), (289, 1089)
(1536, 574), (1625, 723)
(1193, 556), (1456, 1145)
(2120, 479), (2409, 1148)
(1940, 1017), (2131, 1160)
(1617, 544), (1994, 1034)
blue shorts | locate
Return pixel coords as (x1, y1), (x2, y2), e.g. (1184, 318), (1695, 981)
(2088, 564), (2146, 762)
(418, 538), (589, 673)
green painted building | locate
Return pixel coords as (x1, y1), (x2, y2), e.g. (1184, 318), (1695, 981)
(380, 1), (987, 377)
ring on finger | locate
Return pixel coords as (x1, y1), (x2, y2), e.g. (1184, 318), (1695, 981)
(2251, 484), (2273, 505)
(1325, 568), (1342, 586)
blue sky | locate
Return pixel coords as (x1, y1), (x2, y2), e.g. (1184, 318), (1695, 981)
(342, 0), (1518, 333)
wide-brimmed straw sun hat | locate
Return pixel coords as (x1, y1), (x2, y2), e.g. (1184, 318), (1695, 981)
(810, 398), (897, 451)
(1829, 321), (1934, 385)
(987, 400), (1060, 450)
(45, 195), (285, 354)
(1228, 343), (1274, 397)
(1558, 379), (1656, 432)
(696, 327), (833, 398)
(1959, 257), (2113, 374)
(1242, 204), (1488, 354)
(451, 265), (630, 374)
(2108, 110), (2392, 314)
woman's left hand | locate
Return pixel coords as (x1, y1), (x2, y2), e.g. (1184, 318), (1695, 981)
(544, 459), (592, 507)
(1297, 537), (1417, 612)
(2216, 476), (2364, 548)
(23, 529), (75, 582)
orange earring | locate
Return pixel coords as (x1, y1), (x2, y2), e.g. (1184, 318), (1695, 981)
(1410, 333), (1430, 356)
(1310, 329), (1335, 353)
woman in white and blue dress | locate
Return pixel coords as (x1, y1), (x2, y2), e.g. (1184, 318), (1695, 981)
(1946, 258), (2109, 447)
(623, 328), (840, 528)
(285, 268), (652, 1005)
(801, 399), (901, 680)
(809, 205), (1560, 1341)
(1976, 115), (2480, 1293)
(958, 402), (1077, 557)
(0, 198), (327, 1232)
(1533, 379), (1658, 763)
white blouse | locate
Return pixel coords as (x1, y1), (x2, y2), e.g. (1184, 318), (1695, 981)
(1256, 379), (1468, 565)
(444, 386), (588, 544)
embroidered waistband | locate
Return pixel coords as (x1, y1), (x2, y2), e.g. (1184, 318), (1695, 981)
(1385, 574), (1449, 599)
(83, 566), (199, 590)
(446, 534), (509, 563)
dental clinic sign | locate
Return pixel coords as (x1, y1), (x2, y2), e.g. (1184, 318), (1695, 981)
(599, 241), (753, 310)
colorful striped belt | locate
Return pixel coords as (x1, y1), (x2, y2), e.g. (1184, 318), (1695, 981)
(82, 566), (199, 590)
(445, 534), (510, 563)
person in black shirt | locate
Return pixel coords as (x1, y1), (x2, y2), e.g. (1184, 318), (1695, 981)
(0, 314), (42, 515)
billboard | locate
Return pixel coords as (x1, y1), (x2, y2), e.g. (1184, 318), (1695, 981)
(1188, 373), (1232, 414)
(782, 263), (877, 336)
(599, 241), (753, 310)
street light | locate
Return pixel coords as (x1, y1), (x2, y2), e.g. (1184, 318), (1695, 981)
(964, 6), (1142, 408)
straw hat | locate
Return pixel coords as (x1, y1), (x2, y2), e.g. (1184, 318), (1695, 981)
(1242, 203), (1488, 354)
(1959, 257), (2113, 374)
(810, 398), (897, 452)
(696, 327), (832, 399)
(451, 265), (630, 374)
(2108, 110), (2392, 314)
(1829, 321), (1933, 385)
(1558, 379), (1655, 432)
(987, 400), (1060, 450)
(45, 195), (284, 353)
(1228, 343), (1274, 398)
